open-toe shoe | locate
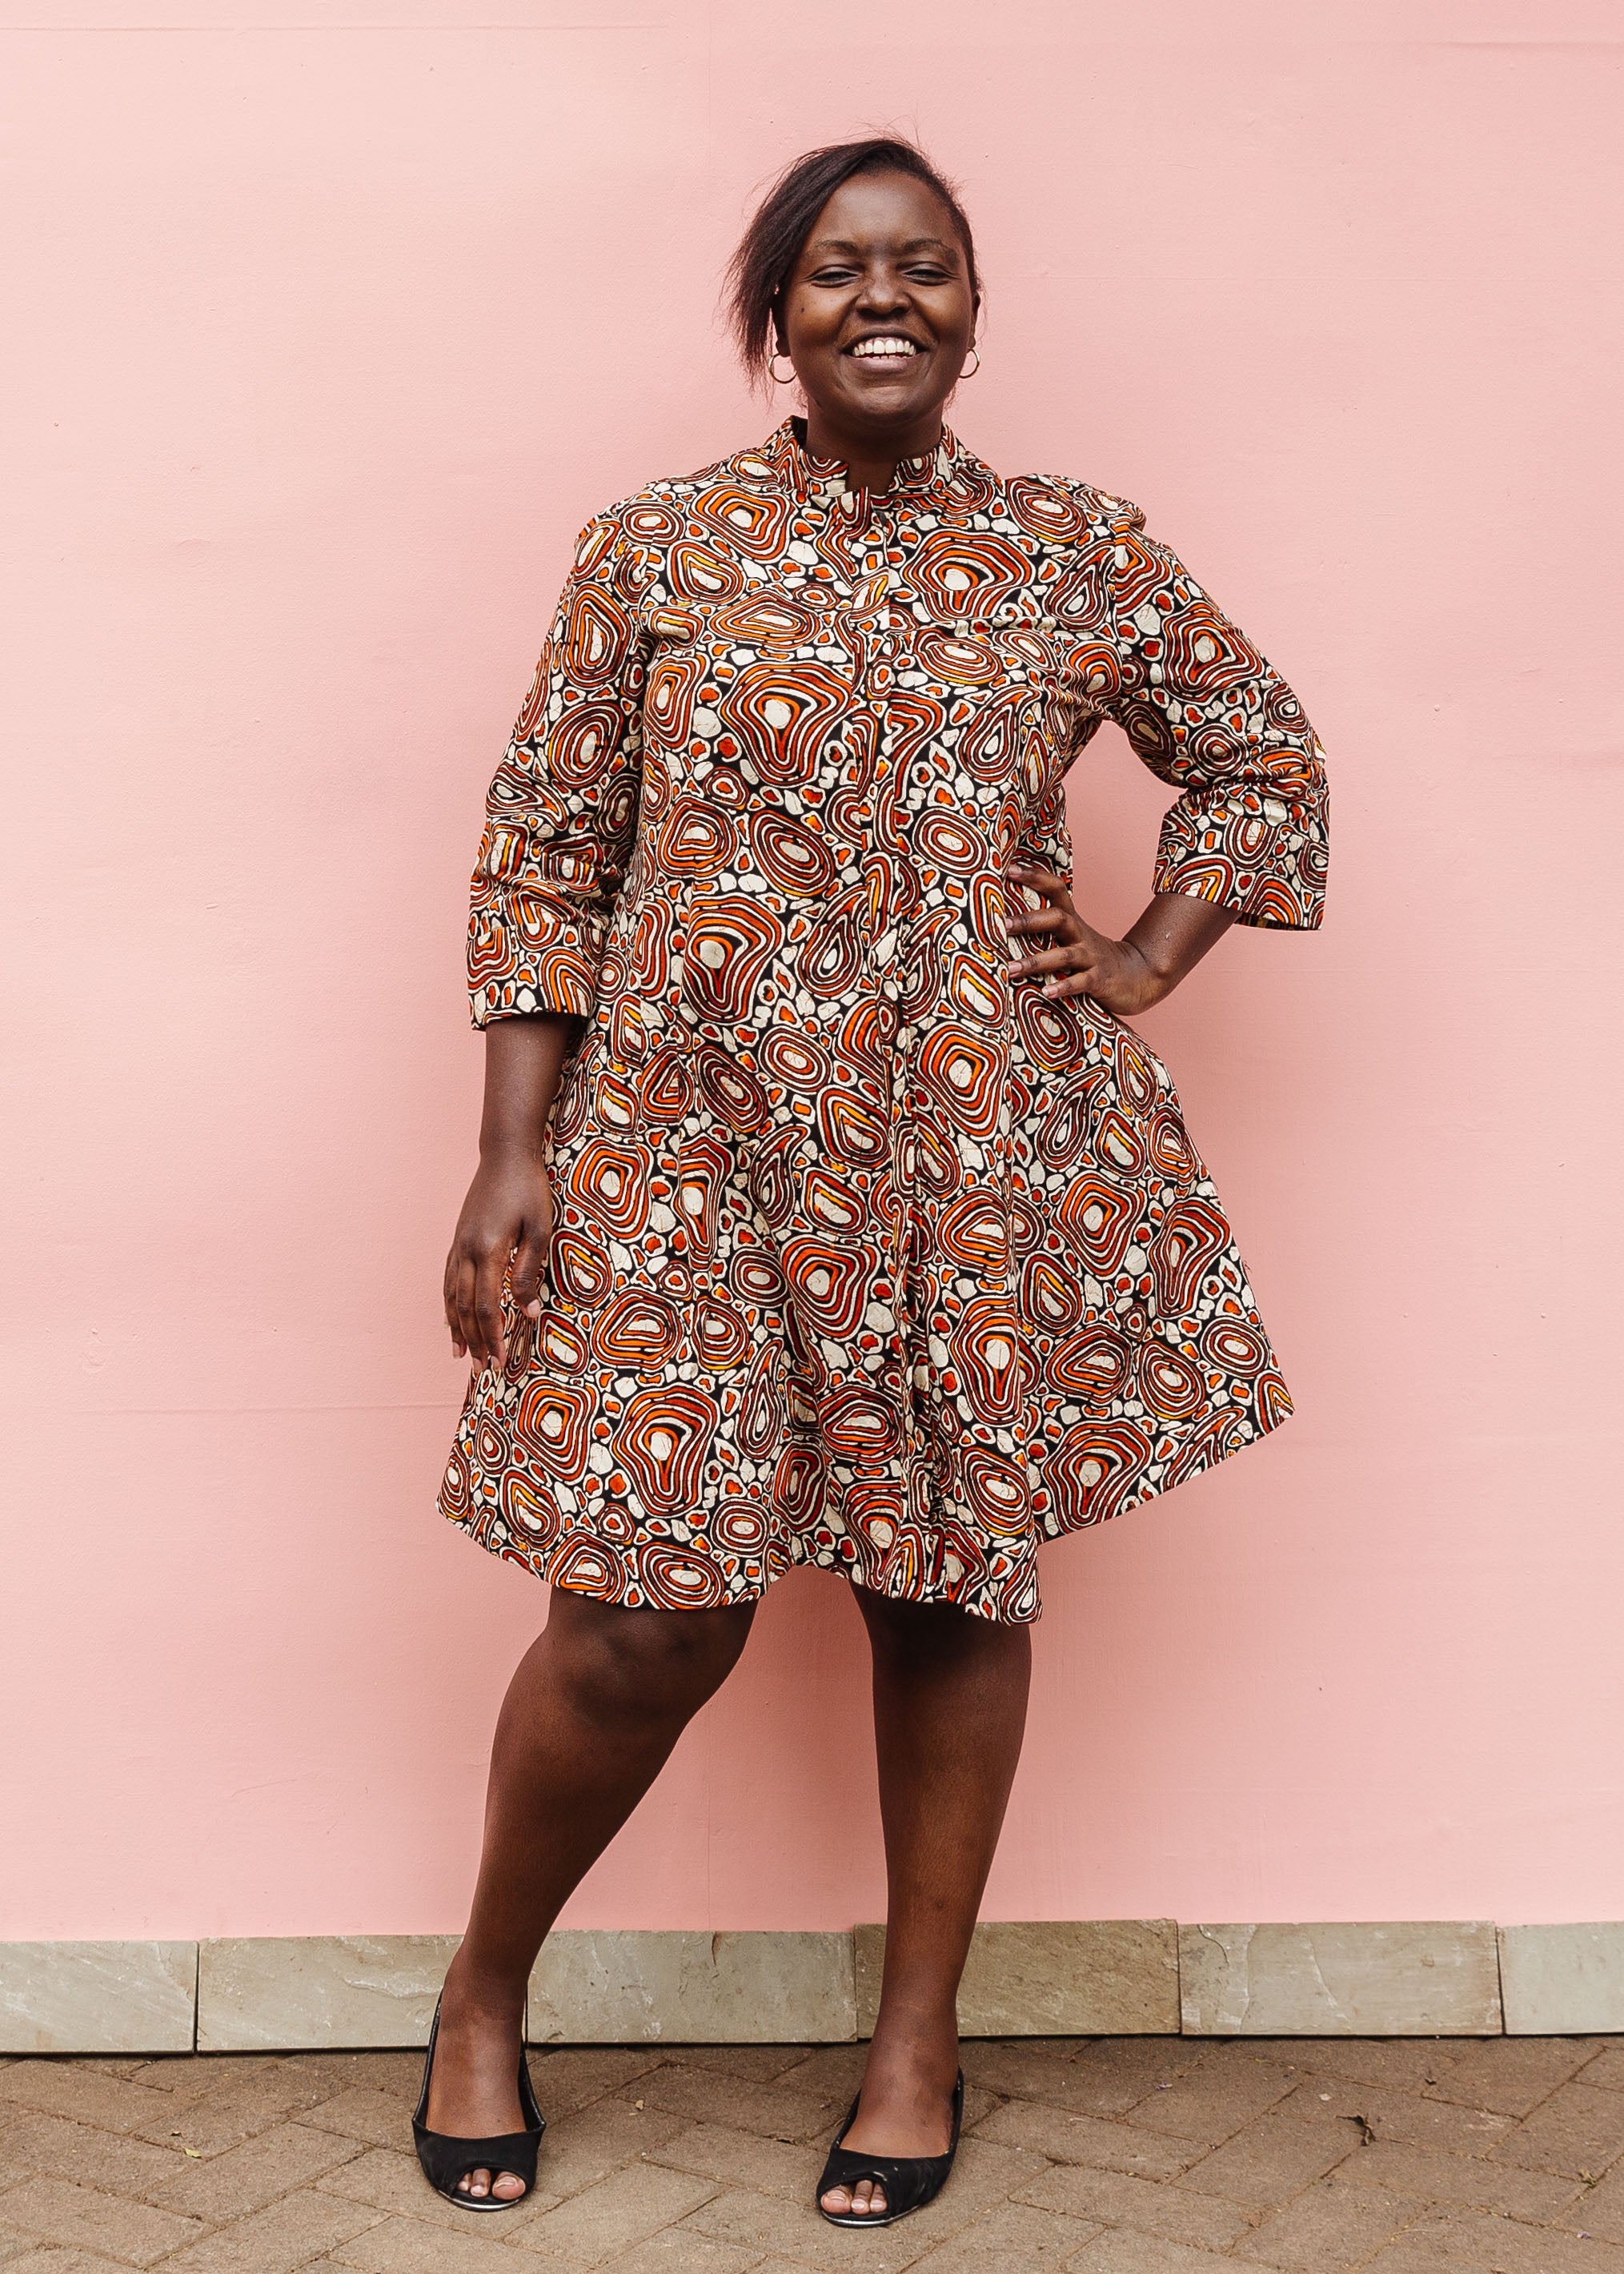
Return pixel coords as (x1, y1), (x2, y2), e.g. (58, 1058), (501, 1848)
(411, 1992), (544, 2212)
(816, 2069), (964, 2228)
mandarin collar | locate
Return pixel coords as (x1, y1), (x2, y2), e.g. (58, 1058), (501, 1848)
(762, 415), (960, 507)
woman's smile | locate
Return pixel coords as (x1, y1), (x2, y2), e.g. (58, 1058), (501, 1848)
(847, 331), (928, 364)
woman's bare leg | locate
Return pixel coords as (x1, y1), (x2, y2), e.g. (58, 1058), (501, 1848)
(820, 1589), (1032, 2218)
(427, 1588), (756, 2200)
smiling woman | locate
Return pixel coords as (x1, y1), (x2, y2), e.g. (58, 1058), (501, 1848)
(727, 140), (982, 495)
(419, 134), (1329, 2228)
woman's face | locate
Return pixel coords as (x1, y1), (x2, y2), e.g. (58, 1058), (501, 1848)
(777, 170), (977, 443)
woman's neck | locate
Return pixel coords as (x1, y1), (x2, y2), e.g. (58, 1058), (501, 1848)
(800, 406), (942, 495)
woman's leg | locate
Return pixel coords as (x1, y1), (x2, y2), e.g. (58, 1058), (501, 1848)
(427, 1587), (756, 2200)
(820, 1589), (1032, 2218)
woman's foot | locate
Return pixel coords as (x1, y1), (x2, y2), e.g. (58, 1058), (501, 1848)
(818, 2029), (960, 2218)
(423, 1961), (530, 2202)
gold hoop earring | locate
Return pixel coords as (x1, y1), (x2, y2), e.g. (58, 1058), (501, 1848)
(769, 351), (797, 386)
(960, 346), (981, 379)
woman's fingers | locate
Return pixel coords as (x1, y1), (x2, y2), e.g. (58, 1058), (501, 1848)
(453, 1255), (484, 1364)
(443, 1253), (467, 1357)
(471, 1245), (509, 1371)
(510, 1214), (550, 1319)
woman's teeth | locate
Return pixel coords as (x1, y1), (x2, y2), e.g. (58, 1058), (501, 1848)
(850, 336), (920, 360)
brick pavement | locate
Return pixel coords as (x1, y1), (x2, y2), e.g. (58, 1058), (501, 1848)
(2, 2031), (1622, 2271)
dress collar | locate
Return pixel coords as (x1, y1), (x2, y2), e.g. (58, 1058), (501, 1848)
(762, 415), (960, 506)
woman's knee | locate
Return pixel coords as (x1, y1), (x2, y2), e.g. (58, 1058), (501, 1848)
(854, 1585), (1029, 1673)
(547, 1592), (755, 1730)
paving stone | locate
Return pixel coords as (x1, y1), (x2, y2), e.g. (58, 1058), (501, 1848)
(765, 2045), (869, 2102)
(532, 1931), (855, 2047)
(532, 2095), (688, 2200)
(1062, 2040), (1211, 2112)
(7, 2028), (1618, 2274)
(1557, 2166), (1624, 2244)
(1490, 2085), (1624, 2180)
(1180, 1926), (1502, 2039)
(858, 1923), (1179, 2037)
(198, 1939), (459, 2055)
(286, 2055), (426, 2100)
(681, 2138), (1045, 2273)
(647, 2120), (824, 2202)
(131, 2067), (350, 2157)
(1361, 2243), (1492, 2274)
(143, 2119), (361, 2216)
(0, 2112), (190, 2195)
(526, 2048), (667, 2116)
(1177, 2112), (1356, 2205)
(1335, 2140), (1582, 2220)
(658, 2046), (810, 2083)
(1124, 2059), (1301, 2148)
(1500, 1930), (1624, 2037)
(2, 2250), (157, 2274)
(0, 2174), (207, 2264)
(0, 2069), (181, 2136)
(507, 2160), (719, 2262)
(125, 2056), (276, 2103)
(1066, 2231), (1240, 2272)
(294, 2089), (415, 2151)
(0, 1944), (197, 2058)
(1426, 2039), (1602, 2117)
(162, 2188), (382, 2271)
(965, 2043), (1175, 2120)
(1013, 2164), (1251, 2248)
(907, 2198), (1101, 2268)
(1230, 2175), (1424, 2267)
(1582, 2051), (1624, 2096)
(331, 2212), (549, 2272)
(1282, 2077), (1518, 2153)
(624, 2064), (842, 2144)
(315, 2143), (559, 2232)
(1405, 2208), (1624, 2274)
(595, 2231), (768, 2274)
(1274, 2043), (1467, 2093)
(973, 2100), (1197, 2179)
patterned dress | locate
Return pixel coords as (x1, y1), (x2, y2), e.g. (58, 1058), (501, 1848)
(439, 419), (1328, 1623)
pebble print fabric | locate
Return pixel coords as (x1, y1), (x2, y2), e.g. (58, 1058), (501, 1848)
(439, 420), (1328, 1623)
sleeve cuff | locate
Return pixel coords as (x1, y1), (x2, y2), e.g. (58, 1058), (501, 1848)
(1154, 792), (1329, 931)
(467, 892), (605, 1026)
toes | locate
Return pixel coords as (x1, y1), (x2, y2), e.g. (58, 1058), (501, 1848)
(462, 2167), (491, 2198)
(821, 2185), (852, 2214)
(492, 2172), (527, 2200)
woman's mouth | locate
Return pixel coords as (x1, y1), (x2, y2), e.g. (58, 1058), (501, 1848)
(846, 335), (924, 364)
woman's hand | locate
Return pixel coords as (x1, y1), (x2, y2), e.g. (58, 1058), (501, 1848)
(1004, 864), (1238, 1017)
(443, 1147), (554, 1370)
(443, 1012), (583, 1370)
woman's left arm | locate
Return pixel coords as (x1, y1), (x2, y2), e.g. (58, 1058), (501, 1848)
(1006, 876), (1235, 1016)
(1008, 500), (1329, 1016)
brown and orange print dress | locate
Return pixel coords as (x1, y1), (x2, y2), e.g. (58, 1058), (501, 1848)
(439, 419), (1328, 1623)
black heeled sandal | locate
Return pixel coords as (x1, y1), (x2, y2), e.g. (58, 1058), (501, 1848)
(411, 1992), (544, 2212)
(816, 2069), (964, 2228)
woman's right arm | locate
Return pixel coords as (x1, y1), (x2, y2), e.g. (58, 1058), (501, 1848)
(445, 506), (645, 1370)
(443, 1011), (583, 1368)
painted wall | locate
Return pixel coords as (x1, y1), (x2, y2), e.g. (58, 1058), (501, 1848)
(4, 0), (1622, 1943)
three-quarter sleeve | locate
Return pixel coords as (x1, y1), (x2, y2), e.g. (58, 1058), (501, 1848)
(467, 512), (647, 1025)
(1099, 501), (1329, 929)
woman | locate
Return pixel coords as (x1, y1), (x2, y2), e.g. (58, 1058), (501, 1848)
(419, 137), (1328, 2223)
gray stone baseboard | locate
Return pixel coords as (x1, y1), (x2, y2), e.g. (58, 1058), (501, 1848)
(4, 1923), (1622, 2054)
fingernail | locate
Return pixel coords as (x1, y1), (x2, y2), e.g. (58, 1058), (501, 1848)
(524, 1301), (541, 1318)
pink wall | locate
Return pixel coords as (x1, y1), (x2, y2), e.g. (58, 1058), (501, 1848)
(5, 0), (1622, 1942)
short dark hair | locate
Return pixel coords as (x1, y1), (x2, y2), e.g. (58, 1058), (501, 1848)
(726, 136), (979, 386)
